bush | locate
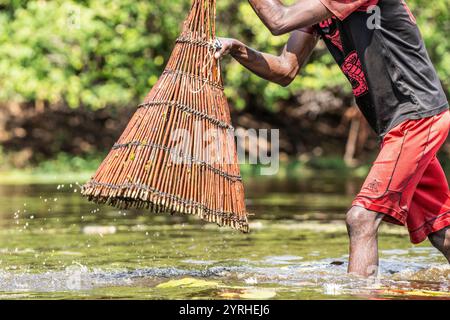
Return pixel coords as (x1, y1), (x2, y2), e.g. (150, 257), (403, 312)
(1, 0), (447, 113)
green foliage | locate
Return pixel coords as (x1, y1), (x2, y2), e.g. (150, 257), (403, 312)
(307, 156), (348, 171)
(0, 0), (189, 109)
(0, 150), (103, 184)
(410, 0), (450, 92)
(34, 152), (104, 173)
(0, 0), (448, 111)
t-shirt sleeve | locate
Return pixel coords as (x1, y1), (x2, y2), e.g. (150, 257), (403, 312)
(318, 0), (374, 20)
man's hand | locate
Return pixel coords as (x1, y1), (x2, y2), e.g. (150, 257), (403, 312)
(214, 38), (241, 60)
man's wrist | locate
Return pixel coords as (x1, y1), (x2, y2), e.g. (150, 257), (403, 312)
(229, 40), (244, 57)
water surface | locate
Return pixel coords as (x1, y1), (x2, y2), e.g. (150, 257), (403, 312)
(0, 177), (449, 299)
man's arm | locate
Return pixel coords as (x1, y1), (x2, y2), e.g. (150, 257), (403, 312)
(215, 30), (318, 87)
(248, 0), (331, 35)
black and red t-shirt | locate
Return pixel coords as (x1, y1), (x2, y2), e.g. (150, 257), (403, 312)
(309, 0), (448, 136)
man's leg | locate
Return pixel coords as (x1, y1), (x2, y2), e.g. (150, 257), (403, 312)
(351, 111), (450, 275)
(346, 206), (384, 276)
(428, 227), (450, 263)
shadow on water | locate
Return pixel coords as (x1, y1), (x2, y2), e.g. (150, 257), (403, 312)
(0, 178), (449, 299)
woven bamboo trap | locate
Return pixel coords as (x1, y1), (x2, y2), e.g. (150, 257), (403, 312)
(81, 0), (249, 232)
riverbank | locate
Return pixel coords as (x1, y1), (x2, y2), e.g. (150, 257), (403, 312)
(0, 152), (371, 185)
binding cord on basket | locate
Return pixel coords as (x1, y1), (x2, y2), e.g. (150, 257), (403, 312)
(189, 38), (222, 94)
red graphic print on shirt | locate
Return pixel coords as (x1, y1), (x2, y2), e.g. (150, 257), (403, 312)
(341, 51), (368, 97)
(319, 18), (343, 52)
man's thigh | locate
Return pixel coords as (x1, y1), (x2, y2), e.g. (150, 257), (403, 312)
(408, 157), (450, 243)
(352, 111), (450, 227)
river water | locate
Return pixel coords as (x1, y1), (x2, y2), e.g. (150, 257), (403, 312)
(0, 177), (449, 299)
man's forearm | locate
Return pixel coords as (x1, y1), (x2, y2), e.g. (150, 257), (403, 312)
(248, 0), (331, 35)
(230, 41), (293, 85)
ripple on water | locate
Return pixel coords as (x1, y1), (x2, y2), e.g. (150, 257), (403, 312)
(0, 256), (449, 299)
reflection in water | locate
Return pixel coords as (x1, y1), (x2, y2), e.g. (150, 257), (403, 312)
(0, 178), (449, 299)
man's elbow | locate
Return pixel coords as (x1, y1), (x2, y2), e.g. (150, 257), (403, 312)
(268, 21), (289, 36)
(269, 26), (285, 36)
(267, 7), (290, 36)
(275, 74), (295, 87)
(279, 77), (294, 87)
(276, 66), (299, 87)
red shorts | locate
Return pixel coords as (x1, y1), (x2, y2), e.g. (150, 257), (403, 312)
(352, 110), (450, 244)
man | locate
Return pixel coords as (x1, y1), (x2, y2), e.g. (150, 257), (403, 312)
(215, 0), (450, 277)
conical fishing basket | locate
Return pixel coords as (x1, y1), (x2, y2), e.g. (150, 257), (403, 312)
(81, 0), (249, 232)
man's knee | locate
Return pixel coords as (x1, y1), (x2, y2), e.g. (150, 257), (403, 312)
(429, 227), (450, 253)
(346, 206), (382, 239)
